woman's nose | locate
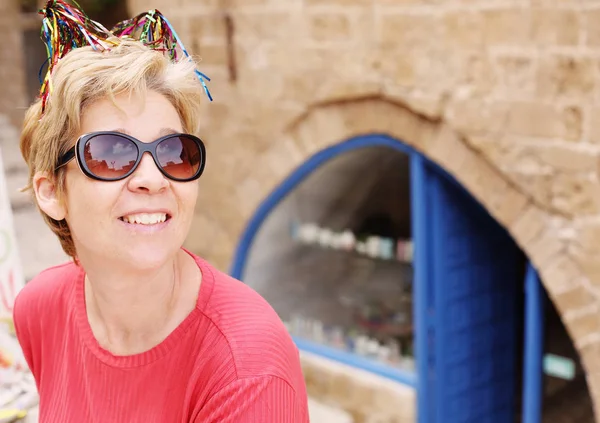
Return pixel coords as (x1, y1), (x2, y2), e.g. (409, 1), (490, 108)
(126, 153), (169, 193)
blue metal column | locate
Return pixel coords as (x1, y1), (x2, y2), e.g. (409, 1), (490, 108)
(522, 263), (545, 423)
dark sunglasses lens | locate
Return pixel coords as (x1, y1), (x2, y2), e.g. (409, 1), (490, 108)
(83, 134), (138, 179)
(156, 136), (202, 180)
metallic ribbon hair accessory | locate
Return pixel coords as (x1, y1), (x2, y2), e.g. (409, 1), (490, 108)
(39, 0), (212, 114)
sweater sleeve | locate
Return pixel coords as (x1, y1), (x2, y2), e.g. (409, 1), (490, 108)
(194, 375), (309, 423)
(12, 291), (36, 377)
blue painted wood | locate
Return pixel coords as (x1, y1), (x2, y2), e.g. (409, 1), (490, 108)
(425, 161), (521, 423)
(522, 263), (544, 423)
(410, 152), (433, 423)
(229, 134), (531, 423)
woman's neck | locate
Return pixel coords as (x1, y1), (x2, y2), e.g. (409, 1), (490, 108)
(80, 249), (200, 355)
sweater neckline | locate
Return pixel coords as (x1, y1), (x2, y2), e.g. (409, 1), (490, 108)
(74, 249), (215, 368)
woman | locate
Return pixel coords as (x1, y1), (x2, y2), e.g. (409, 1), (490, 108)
(13, 2), (309, 422)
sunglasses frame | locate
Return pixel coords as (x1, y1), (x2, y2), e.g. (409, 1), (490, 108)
(56, 131), (206, 182)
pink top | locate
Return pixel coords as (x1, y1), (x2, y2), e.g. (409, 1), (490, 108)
(13, 251), (309, 422)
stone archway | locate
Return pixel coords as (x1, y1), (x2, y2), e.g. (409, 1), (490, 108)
(232, 96), (600, 419)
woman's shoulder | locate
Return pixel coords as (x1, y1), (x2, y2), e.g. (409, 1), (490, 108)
(14, 261), (80, 314)
(197, 260), (302, 382)
(203, 263), (286, 332)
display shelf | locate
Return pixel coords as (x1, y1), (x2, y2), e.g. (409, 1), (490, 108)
(290, 221), (413, 264)
(293, 336), (417, 387)
(294, 243), (414, 267)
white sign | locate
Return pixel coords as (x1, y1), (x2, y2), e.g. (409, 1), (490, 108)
(543, 353), (576, 380)
(0, 147), (24, 321)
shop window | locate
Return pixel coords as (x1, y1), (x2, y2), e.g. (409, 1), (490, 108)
(541, 296), (594, 422)
(243, 146), (415, 373)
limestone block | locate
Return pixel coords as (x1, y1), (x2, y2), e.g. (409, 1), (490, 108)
(528, 228), (565, 272)
(531, 8), (580, 46)
(551, 173), (600, 215)
(300, 352), (415, 423)
(308, 398), (353, 423)
(509, 204), (547, 250)
(233, 11), (297, 42)
(446, 99), (509, 135)
(262, 136), (307, 181)
(572, 251), (600, 292)
(382, 87), (445, 120)
(189, 13), (227, 43)
(184, 217), (235, 272)
(537, 55), (596, 100)
(587, 106), (600, 144)
(308, 12), (352, 42)
(539, 144), (599, 172)
(505, 102), (582, 140)
(583, 8), (600, 47)
(492, 54), (536, 98)
(291, 107), (348, 156)
(555, 284), (598, 314)
(193, 42), (229, 67)
(482, 8), (532, 46)
(426, 126), (474, 175)
(565, 307), (600, 346)
(487, 186), (530, 229)
(580, 341), (600, 374)
(441, 11), (484, 50)
(337, 100), (435, 146)
(379, 13), (441, 50)
(541, 254), (585, 296)
(460, 54), (497, 95)
(377, 0), (443, 4)
(305, 0), (372, 7)
(573, 219), (600, 254)
(377, 51), (416, 88)
(488, 142), (597, 175)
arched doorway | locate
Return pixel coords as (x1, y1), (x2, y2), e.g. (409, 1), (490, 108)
(231, 134), (593, 423)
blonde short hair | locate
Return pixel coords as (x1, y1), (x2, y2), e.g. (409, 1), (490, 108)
(20, 39), (207, 259)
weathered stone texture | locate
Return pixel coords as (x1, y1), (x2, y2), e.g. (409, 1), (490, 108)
(301, 352), (415, 423)
(0, 1), (27, 126)
(118, 0), (600, 419)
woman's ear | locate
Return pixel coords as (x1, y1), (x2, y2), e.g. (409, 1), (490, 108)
(33, 172), (67, 221)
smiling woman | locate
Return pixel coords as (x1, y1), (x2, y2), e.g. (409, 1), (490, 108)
(11, 1), (309, 422)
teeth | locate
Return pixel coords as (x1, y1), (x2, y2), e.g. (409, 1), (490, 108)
(122, 213), (167, 225)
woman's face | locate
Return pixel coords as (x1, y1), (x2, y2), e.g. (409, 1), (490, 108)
(61, 91), (198, 270)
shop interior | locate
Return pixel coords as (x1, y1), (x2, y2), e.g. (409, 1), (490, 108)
(243, 146), (415, 371)
(241, 144), (595, 422)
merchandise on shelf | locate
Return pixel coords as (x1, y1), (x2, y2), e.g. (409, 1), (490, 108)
(285, 315), (415, 372)
(290, 221), (413, 263)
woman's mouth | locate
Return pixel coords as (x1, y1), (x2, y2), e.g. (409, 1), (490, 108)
(119, 212), (171, 225)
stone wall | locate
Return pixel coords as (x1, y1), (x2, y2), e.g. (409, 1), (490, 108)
(301, 352), (415, 423)
(128, 0), (600, 418)
(0, 0), (28, 127)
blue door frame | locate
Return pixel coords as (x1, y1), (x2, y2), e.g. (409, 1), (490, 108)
(229, 134), (545, 423)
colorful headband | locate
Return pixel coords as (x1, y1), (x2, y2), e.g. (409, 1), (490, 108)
(38, 0), (212, 114)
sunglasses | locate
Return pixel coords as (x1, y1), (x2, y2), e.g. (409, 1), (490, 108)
(56, 131), (206, 182)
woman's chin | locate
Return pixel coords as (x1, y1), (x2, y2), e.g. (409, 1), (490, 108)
(116, 244), (181, 272)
